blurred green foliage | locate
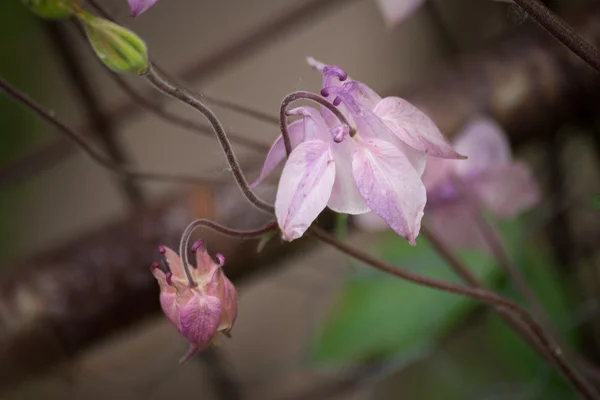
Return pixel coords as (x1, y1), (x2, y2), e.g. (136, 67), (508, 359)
(310, 216), (578, 398)
(0, 2), (49, 261)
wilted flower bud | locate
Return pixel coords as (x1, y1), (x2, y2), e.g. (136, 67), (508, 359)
(151, 242), (238, 363)
(21, 0), (78, 19)
(78, 12), (149, 74)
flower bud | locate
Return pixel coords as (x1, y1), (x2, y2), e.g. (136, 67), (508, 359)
(21, 0), (78, 19)
(78, 12), (149, 74)
(151, 242), (238, 363)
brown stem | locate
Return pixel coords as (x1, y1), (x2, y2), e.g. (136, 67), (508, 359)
(143, 67), (275, 214)
(178, 219), (278, 283)
(513, 0), (600, 72)
(310, 226), (599, 400)
(279, 91), (354, 155)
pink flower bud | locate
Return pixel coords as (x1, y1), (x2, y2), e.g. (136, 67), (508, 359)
(150, 244), (238, 363)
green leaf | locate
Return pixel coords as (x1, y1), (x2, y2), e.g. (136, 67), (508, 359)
(309, 218), (526, 367)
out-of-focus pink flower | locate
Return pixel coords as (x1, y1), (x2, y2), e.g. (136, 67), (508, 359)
(128, 0), (158, 17)
(151, 242), (237, 363)
(375, 0), (426, 28)
(356, 117), (541, 251)
(253, 58), (463, 245)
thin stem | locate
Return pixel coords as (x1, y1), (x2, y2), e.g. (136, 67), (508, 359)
(310, 226), (599, 400)
(47, 21), (144, 207)
(178, 219), (277, 284)
(512, 0), (600, 72)
(68, 20), (270, 154)
(279, 91), (354, 155)
(143, 67), (274, 214)
(0, 75), (217, 186)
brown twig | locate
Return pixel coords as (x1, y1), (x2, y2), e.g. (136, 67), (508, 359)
(513, 0), (600, 72)
(143, 67), (274, 214)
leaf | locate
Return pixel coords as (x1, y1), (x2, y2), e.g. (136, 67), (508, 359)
(309, 218), (526, 367)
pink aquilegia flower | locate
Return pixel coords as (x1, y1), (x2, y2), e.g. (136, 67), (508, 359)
(357, 117), (540, 251)
(252, 58), (464, 244)
(375, 0), (426, 28)
(151, 242), (237, 363)
(128, 0), (158, 17)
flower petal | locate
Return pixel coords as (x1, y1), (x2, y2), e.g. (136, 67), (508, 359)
(374, 96), (464, 159)
(341, 81), (382, 111)
(178, 294), (222, 351)
(352, 139), (427, 245)
(375, 0), (426, 28)
(473, 162), (540, 218)
(328, 139), (370, 214)
(353, 211), (389, 232)
(250, 119), (305, 188)
(163, 246), (188, 283)
(336, 85), (427, 175)
(275, 140), (336, 241)
(128, 0), (158, 17)
(452, 117), (512, 178)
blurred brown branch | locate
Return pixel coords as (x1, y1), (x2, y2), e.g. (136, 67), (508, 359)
(1, 2), (600, 393)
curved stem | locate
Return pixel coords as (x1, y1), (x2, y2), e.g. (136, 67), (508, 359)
(0, 75), (216, 186)
(279, 91), (355, 155)
(513, 0), (600, 72)
(144, 67), (275, 214)
(310, 226), (599, 400)
(178, 219), (278, 285)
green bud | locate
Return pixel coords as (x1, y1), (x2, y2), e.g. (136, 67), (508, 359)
(21, 0), (78, 19)
(79, 13), (149, 75)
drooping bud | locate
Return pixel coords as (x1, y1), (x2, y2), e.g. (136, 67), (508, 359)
(151, 244), (238, 363)
(21, 0), (78, 19)
(77, 12), (149, 74)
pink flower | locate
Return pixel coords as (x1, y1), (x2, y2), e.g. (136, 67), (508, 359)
(128, 0), (158, 17)
(374, 0), (426, 28)
(151, 242), (237, 363)
(357, 117), (541, 251)
(253, 58), (463, 244)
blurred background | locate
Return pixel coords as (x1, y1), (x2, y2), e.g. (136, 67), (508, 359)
(1, 0), (600, 398)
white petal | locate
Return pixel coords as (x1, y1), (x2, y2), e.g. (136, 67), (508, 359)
(374, 97), (464, 159)
(275, 140), (336, 241)
(327, 139), (370, 214)
(352, 139), (427, 245)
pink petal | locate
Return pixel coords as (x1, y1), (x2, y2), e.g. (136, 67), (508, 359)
(341, 81), (382, 111)
(472, 162), (540, 218)
(178, 294), (222, 351)
(275, 140), (336, 241)
(452, 117), (512, 178)
(422, 155), (454, 193)
(339, 87), (427, 175)
(250, 119), (304, 188)
(128, 0), (158, 17)
(287, 106), (331, 142)
(374, 97), (464, 159)
(163, 246), (188, 283)
(375, 0), (426, 28)
(352, 139), (427, 245)
(328, 139), (370, 214)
